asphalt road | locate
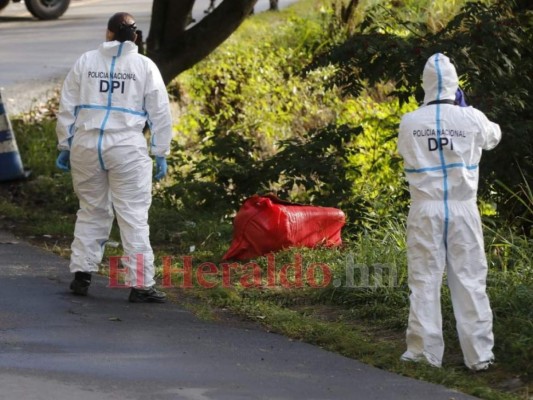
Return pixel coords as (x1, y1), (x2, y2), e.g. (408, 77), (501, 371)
(0, 0), (298, 115)
(0, 230), (479, 400)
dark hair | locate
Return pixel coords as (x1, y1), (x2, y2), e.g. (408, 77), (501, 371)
(107, 12), (137, 43)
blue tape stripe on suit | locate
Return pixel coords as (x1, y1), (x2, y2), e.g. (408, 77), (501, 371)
(405, 163), (478, 173)
(434, 54), (450, 251)
(97, 42), (124, 171)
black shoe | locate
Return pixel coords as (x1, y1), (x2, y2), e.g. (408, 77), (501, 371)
(70, 271), (91, 296)
(128, 287), (167, 303)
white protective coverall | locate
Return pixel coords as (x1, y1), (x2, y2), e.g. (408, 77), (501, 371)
(397, 53), (501, 369)
(57, 40), (172, 288)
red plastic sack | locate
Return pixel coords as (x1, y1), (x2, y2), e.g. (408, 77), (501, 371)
(222, 194), (345, 261)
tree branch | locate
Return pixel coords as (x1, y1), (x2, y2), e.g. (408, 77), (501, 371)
(154, 0), (258, 84)
(146, 0), (195, 55)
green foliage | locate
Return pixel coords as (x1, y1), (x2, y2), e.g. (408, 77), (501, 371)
(1, 113), (77, 237)
(165, 122), (364, 215)
(12, 116), (59, 177)
(165, 10), (354, 215)
(9, 110), (78, 214)
(336, 88), (415, 228)
(260, 123), (362, 207)
(485, 227), (533, 379)
(165, 4), (415, 230)
(311, 0), (533, 226)
(496, 168), (533, 234)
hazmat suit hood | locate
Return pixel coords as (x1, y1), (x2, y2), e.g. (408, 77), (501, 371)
(422, 53), (458, 105)
(99, 40), (138, 57)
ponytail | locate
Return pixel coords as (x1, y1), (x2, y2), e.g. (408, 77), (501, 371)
(108, 12), (137, 43)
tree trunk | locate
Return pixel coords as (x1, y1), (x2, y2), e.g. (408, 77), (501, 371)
(147, 0), (259, 85)
(269, 0), (279, 11)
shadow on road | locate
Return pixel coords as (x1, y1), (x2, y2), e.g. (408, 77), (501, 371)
(0, 16), (34, 22)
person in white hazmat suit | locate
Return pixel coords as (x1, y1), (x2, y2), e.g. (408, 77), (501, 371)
(397, 53), (501, 371)
(55, 12), (173, 303)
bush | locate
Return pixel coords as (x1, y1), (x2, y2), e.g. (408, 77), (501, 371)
(164, 12), (348, 215)
(164, 6), (412, 231)
(310, 0), (533, 229)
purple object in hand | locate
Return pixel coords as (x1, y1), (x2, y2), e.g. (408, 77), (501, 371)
(455, 88), (468, 107)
